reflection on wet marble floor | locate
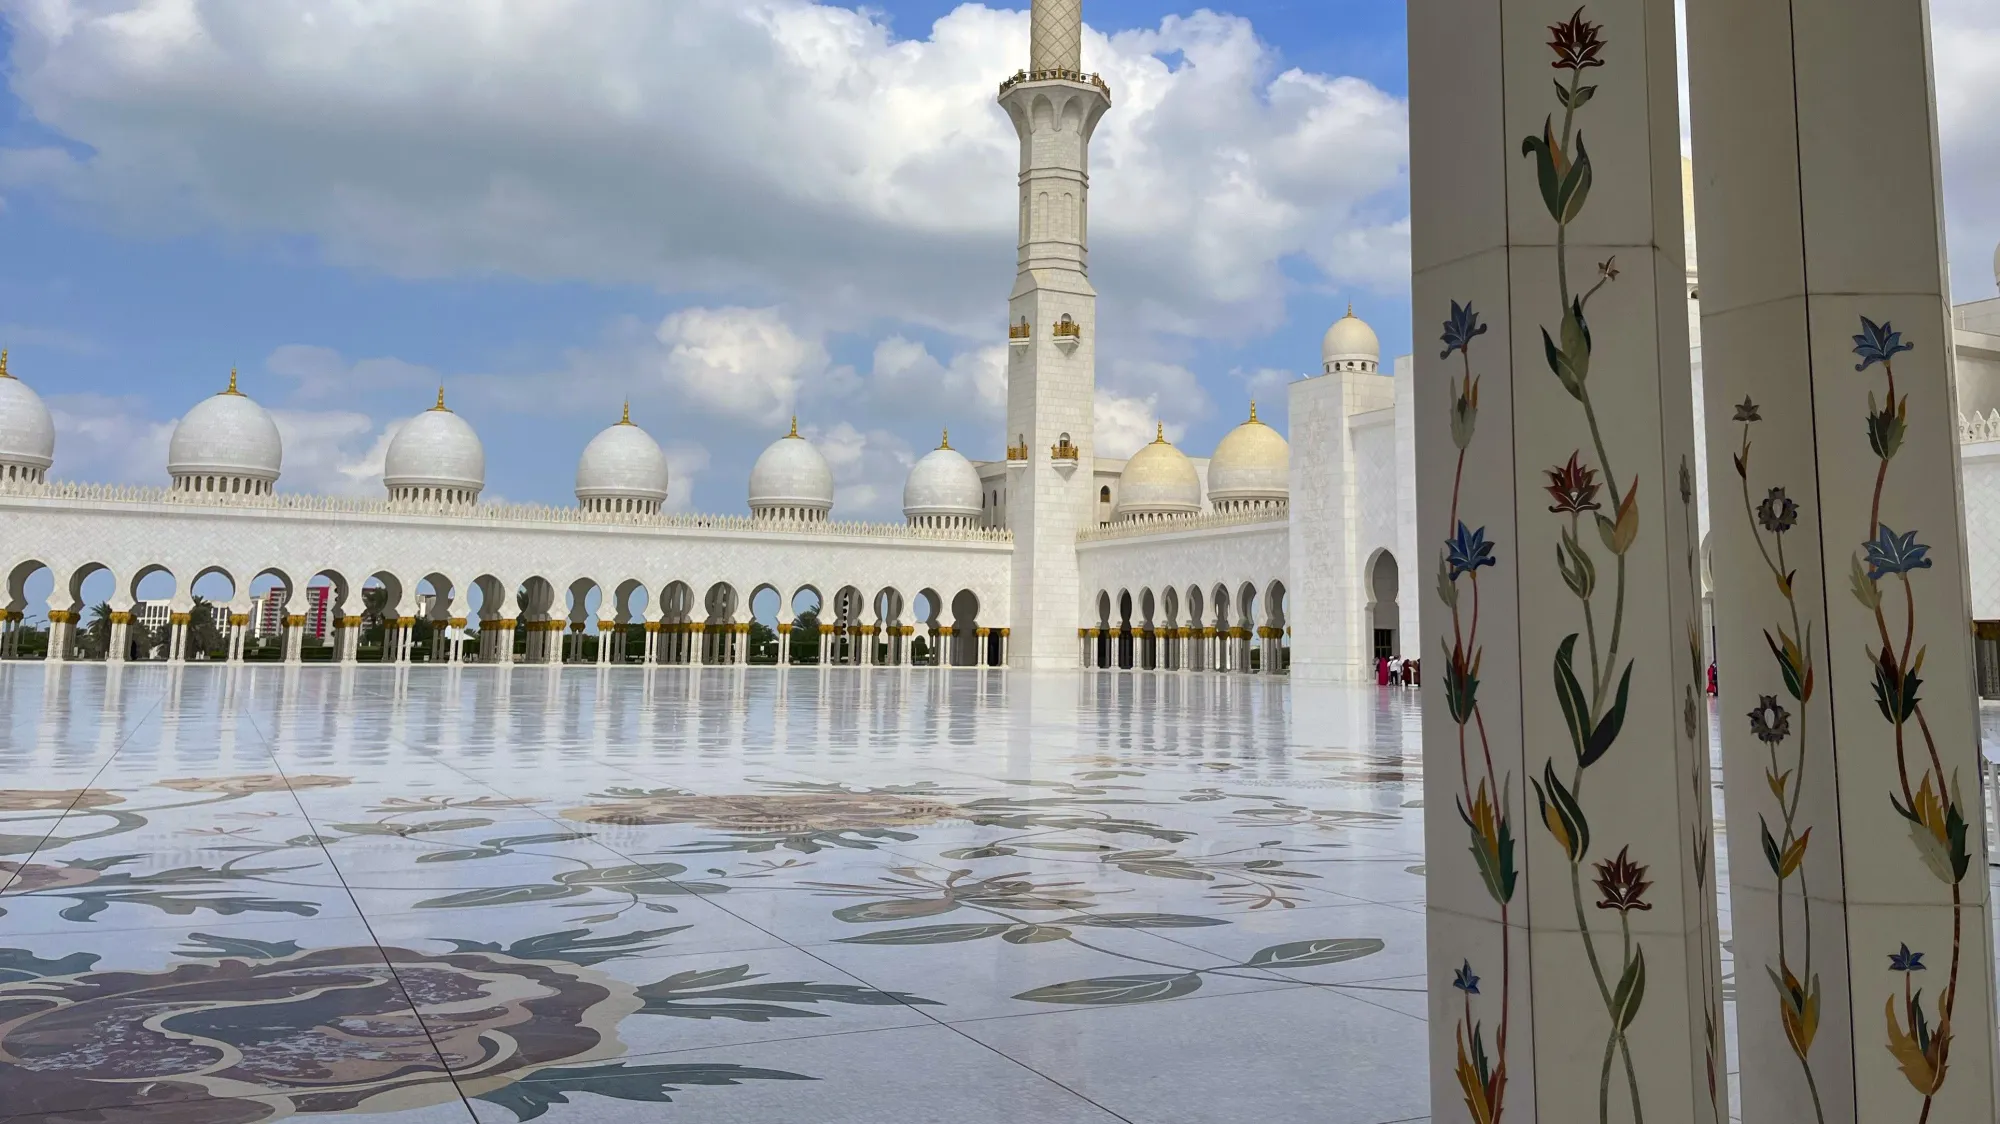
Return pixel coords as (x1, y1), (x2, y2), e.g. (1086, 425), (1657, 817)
(6, 663), (1872, 1124)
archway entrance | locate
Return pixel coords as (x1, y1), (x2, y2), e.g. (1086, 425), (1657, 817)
(1368, 550), (1400, 661)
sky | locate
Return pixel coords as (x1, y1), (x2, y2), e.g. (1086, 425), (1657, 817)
(0, 0), (1996, 532)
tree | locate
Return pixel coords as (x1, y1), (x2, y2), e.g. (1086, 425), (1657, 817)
(80, 601), (114, 658)
(790, 609), (820, 664)
(188, 595), (223, 658)
(747, 620), (778, 664)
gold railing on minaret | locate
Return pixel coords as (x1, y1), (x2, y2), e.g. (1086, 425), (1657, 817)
(1008, 320), (1032, 341)
(1051, 318), (1081, 339)
(1049, 436), (1079, 462)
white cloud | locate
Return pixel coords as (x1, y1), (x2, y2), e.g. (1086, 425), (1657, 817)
(1103, 357), (1211, 423)
(270, 410), (395, 495)
(1093, 389), (1185, 460)
(651, 306), (826, 428)
(832, 335), (1007, 430)
(46, 393), (173, 485)
(810, 419), (912, 521)
(0, 0), (1410, 349)
(661, 441), (711, 513)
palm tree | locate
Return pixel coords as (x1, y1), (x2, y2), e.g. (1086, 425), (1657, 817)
(188, 595), (223, 658)
(81, 601), (114, 658)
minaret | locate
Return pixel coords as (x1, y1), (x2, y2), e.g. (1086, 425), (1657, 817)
(998, 0), (1110, 669)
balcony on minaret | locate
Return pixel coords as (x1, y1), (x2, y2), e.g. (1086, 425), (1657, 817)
(998, 69), (1111, 98)
(1049, 433), (1080, 468)
(1008, 318), (1032, 347)
(1006, 435), (1031, 466)
(1051, 315), (1081, 352)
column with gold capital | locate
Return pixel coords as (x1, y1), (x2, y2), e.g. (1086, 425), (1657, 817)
(1410, 2), (1726, 1120)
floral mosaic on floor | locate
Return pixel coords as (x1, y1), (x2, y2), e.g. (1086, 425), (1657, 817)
(0, 666), (1432, 1124)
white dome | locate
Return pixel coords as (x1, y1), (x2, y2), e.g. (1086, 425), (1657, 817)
(1321, 305), (1381, 372)
(167, 372), (283, 486)
(1207, 404), (1290, 508)
(1116, 427), (1201, 519)
(1991, 239), (2000, 292)
(383, 391), (485, 502)
(903, 432), (983, 525)
(0, 353), (55, 477)
(576, 407), (669, 509)
(748, 419), (834, 520)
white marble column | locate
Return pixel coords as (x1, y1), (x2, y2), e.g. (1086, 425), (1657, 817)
(45, 607), (72, 663)
(1411, 2), (1726, 1121)
(1686, 0), (2000, 1119)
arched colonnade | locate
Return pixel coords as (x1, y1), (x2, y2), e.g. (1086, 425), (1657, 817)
(1, 558), (1008, 668)
(1082, 579), (1288, 673)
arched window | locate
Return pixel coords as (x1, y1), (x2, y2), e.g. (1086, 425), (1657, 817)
(1099, 486), (1111, 502)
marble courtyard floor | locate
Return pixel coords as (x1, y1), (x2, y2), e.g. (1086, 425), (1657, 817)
(16, 663), (1993, 1122)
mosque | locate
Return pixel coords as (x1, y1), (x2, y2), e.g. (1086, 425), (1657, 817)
(0, 2), (1417, 679)
(1, 0), (1998, 687)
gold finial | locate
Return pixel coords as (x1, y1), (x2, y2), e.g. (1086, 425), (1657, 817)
(1153, 422), (1167, 444)
(0, 349), (10, 380)
(1249, 399), (1259, 423)
(221, 366), (242, 395)
(620, 400), (632, 425)
(788, 415), (799, 438)
(1346, 301), (1354, 318)
(432, 384), (449, 412)
(939, 428), (951, 450)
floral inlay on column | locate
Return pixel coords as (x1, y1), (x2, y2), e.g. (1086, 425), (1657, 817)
(1436, 297), (1511, 1124)
(1515, 8), (1687, 1121)
(1847, 317), (1970, 1119)
(1728, 395), (1827, 1122)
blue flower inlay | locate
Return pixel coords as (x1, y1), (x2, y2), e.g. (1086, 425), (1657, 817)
(1446, 522), (1498, 578)
(1440, 301), (1489, 359)
(1452, 959), (1481, 994)
(1889, 944), (1926, 973)
(1853, 316), (1915, 371)
(1864, 524), (1933, 580)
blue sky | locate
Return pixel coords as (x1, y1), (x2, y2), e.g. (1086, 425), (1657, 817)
(0, 0), (1413, 519)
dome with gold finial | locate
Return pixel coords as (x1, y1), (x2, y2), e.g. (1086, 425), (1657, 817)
(0, 350), (56, 484)
(383, 385), (484, 506)
(1115, 424), (1201, 521)
(1207, 400), (1289, 511)
(576, 402), (669, 514)
(1321, 303), (1381, 374)
(167, 367), (283, 496)
(902, 429), (983, 529)
(748, 416), (834, 522)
